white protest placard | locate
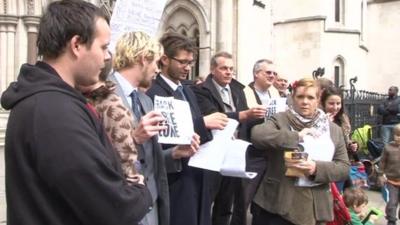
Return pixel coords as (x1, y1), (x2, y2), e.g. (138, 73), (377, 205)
(109, 0), (167, 53)
(265, 97), (287, 118)
(188, 119), (256, 179)
(154, 95), (194, 145)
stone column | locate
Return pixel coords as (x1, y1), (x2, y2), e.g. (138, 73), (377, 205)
(0, 15), (18, 94)
(22, 16), (40, 64)
(216, 0), (233, 53)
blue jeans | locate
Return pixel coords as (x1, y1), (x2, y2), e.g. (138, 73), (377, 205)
(381, 125), (395, 144)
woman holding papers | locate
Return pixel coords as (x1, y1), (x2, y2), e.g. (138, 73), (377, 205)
(250, 78), (350, 225)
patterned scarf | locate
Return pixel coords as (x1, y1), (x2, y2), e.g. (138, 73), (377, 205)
(287, 107), (330, 136)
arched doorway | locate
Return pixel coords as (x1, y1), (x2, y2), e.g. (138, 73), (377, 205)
(159, 0), (211, 80)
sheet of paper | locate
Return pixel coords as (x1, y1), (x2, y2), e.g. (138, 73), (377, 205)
(220, 139), (256, 179)
(265, 97), (287, 118)
(109, 0), (167, 53)
(302, 131), (335, 162)
(188, 119), (238, 171)
(296, 130), (335, 187)
(154, 96), (194, 145)
(189, 119), (257, 179)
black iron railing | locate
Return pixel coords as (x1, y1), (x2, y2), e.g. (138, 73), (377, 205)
(342, 76), (387, 138)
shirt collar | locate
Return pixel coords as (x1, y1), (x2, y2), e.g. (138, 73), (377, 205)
(160, 74), (182, 91)
(212, 78), (230, 92)
(114, 71), (137, 97)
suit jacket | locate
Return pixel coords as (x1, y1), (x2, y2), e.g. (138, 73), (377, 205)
(109, 73), (170, 225)
(191, 74), (250, 140)
(146, 74), (212, 225)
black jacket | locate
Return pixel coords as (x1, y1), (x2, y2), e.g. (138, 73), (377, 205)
(146, 74), (212, 225)
(191, 74), (250, 140)
(1, 62), (152, 225)
(378, 96), (400, 125)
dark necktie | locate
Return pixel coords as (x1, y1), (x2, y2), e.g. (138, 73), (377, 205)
(175, 86), (187, 101)
(130, 90), (141, 120)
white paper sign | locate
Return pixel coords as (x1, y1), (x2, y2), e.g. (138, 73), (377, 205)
(188, 119), (256, 179)
(109, 0), (167, 53)
(154, 96), (194, 145)
(296, 128), (335, 187)
(265, 97), (287, 118)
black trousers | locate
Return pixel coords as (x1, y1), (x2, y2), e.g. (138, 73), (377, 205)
(251, 203), (295, 225)
(209, 172), (240, 225)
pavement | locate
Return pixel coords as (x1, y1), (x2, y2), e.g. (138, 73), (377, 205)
(0, 147), (391, 224)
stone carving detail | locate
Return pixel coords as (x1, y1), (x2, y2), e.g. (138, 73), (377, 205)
(99, 0), (116, 17)
(27, 0), (35, 15)
(3, 0), (7, 14)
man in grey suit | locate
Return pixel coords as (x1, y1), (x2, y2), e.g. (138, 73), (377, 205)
(109, 31), (201, 225)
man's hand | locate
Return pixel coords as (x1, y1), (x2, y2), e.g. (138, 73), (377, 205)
(132, 111), (167, 144)
(204, 112), (229, 130)
(239, 105), (266, 122)
(126, 174), (145, 186)
(172, 133), (201, 159)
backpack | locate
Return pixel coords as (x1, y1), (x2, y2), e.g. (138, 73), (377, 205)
(327, 183), (352, 225)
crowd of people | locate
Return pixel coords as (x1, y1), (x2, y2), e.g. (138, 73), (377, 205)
(1, 1), (399, 225)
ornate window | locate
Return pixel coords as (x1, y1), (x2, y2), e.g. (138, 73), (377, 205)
(334, 57), (345, 87)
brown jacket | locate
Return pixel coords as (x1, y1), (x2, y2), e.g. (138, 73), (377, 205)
(380, 142), (400, 181)
(251, 112), (350, 225)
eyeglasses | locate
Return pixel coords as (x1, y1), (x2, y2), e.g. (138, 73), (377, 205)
(170, 57), (196, 67)
(259, 70), (277, 76)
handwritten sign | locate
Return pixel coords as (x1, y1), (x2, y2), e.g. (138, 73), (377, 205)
(109, 0), (167, 53)
(154, 96), (194, 145)
(265, 97), (287, 118)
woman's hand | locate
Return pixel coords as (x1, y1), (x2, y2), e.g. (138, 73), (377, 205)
(326, 112), (334, 122)
(348, 141), (358, 153)
(298, 128), (318, 141)
(289, 159), (317, 176)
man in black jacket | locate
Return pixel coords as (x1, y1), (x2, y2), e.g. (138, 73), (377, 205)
(146, 32), (228, 225)
(378, 86), (400, 144)
(191, 52), (267, 225)
(0, 1), (152, 224)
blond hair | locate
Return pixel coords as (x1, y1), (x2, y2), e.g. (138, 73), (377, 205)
(113, 31), (163, 71)
(394, 123), (400, 134)
(292, 78), (321, 96)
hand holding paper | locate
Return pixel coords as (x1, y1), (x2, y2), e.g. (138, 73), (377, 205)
(188, 119), (257, 179)
(132, 111), (166, 144)
(172, 133), (200, 159)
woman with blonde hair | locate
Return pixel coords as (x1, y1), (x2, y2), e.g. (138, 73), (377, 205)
(251, 78), (350, 225)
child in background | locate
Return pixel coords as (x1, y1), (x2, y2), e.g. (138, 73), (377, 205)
(343, 188), (376, 225)
(379, 123), (400, 225)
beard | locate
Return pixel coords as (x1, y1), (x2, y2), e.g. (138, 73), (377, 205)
(139, 78), (152, 89)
